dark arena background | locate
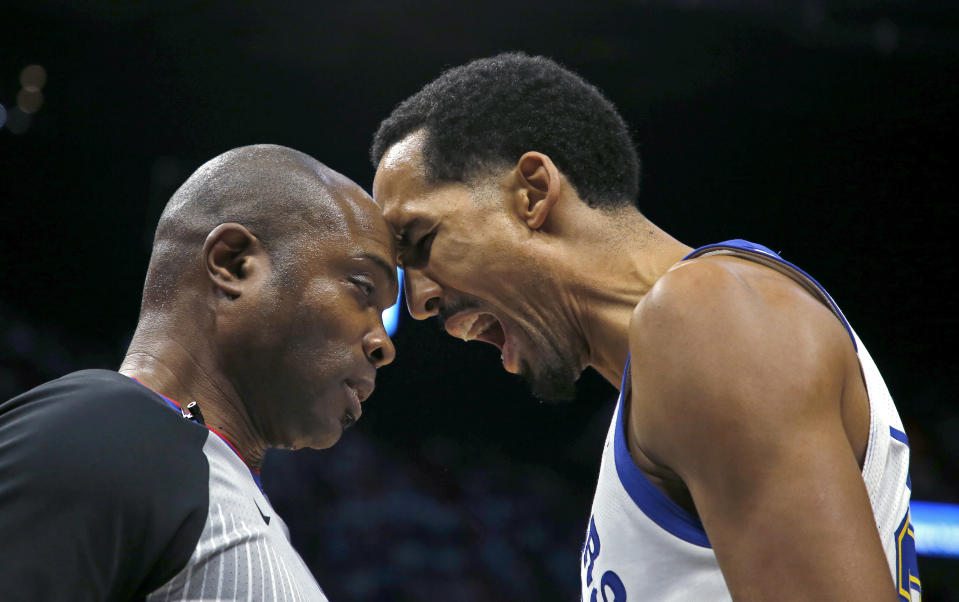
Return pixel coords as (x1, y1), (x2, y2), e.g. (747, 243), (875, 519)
(2, 1), (957, 600)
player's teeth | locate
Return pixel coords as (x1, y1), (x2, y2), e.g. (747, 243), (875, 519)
(459, 314), (479, 341)
(467, 315), (494, 340)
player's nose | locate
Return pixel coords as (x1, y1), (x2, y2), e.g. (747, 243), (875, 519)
(404, 268), (442, 320)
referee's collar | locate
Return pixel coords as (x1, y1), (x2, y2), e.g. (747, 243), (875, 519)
(126, 375), (264, 491)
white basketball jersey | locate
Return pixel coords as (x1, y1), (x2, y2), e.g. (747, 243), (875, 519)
(581, 240), (920, 602)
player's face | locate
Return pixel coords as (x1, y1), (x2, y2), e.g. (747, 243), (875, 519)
(235, 183), (398, 450)
(372, 134), (583, 400)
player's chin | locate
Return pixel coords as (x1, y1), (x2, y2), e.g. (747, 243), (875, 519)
(523, 358), (580, 403)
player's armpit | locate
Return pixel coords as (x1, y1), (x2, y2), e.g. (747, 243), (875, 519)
(627, 259), (897, 601)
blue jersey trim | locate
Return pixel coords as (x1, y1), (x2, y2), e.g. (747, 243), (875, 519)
(681, 238), (779, 261)
(613, 357), (712, 548)
(612, 239), (857, 549)
(683, 239), (857, 352)
(889, 426), (910, 446)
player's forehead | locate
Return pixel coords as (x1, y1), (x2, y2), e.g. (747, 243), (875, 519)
(374, 180), (445, 245)
(379, 130), (427, 174)
(373, 132), (433, 211)
(372, 130), (489, 243)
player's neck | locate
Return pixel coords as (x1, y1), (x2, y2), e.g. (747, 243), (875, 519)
(569, 213), (691, 388)
(119, 326), (268, 471)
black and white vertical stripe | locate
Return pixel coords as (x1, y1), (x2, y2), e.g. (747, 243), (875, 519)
(147, 435), (327, 601)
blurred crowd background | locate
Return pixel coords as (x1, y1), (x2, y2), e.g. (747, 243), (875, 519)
(2, 1), (957, 599)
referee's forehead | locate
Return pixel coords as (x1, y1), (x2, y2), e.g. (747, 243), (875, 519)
(298, 184), (396, 268)
(329, 182), (390, 239)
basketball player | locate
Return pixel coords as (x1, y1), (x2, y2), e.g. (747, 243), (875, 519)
(0, 145), (398, 600)
(370, 53), (920, 600)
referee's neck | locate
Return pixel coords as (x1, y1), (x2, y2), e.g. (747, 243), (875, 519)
(120, 340), (267, 471)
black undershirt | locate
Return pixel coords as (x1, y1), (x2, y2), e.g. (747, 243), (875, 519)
(0, 369), (209, 601)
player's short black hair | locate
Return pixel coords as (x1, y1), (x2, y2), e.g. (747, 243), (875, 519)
(371, 52), (640, 210)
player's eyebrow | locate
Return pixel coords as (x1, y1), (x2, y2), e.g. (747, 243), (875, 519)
(394, 217), (428, 247)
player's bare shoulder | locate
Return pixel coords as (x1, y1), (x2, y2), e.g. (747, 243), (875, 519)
(627, 254), (859, 466)
(630, 253), (854, 369)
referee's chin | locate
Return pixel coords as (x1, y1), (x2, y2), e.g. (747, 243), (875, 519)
(279, 414), (346, 451)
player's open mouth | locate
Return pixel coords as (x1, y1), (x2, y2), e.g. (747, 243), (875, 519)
(444, 311), (517, 373)
(446, 312), (503, 346)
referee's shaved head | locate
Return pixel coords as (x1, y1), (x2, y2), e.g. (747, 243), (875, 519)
(143, 144), (357, 309)
(127, 143), (397, 456)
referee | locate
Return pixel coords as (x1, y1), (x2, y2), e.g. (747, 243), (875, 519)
(0, 144), (398, 600)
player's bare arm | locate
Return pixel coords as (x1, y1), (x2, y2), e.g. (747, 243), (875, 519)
(626, 256), (896, 601)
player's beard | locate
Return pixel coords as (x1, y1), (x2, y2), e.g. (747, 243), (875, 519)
(518, 332), (581, 403)
(438, 298), (581, 402)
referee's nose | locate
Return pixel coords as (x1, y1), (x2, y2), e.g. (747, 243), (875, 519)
(404, 267), (442, 320)
(364, 321), (395, 369)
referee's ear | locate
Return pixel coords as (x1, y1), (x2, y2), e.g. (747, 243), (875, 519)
(202, 223), (267, 300)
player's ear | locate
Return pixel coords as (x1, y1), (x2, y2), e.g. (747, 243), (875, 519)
(202, 223), (269, 299)
(512, 152), (561, 230)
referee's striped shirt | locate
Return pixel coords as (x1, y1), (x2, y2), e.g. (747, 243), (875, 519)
(0, 370), (329, 601)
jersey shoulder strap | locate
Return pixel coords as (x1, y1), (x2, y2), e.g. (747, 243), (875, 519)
(683, 239), (856, 350)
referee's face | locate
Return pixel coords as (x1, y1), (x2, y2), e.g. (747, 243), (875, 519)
(232, 184), (398, 451)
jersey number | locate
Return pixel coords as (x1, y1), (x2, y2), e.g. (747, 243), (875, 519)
(895, 509), (921, 601)
(583, 516), (627, 602)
